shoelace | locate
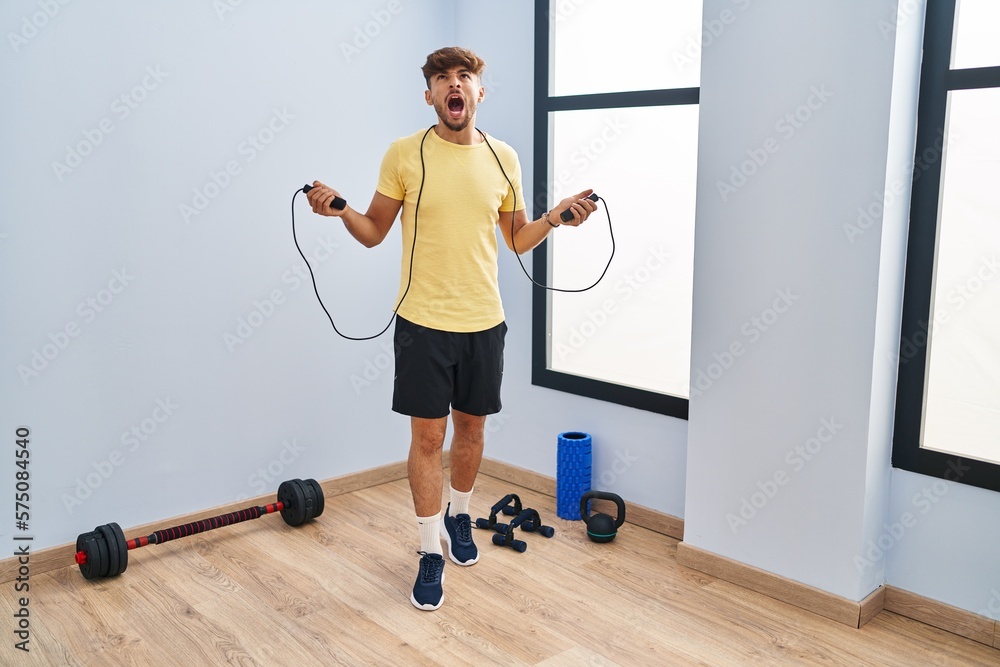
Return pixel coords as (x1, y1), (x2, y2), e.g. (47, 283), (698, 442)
(417, 551), (444, 583)
(454, 514), (472, 543)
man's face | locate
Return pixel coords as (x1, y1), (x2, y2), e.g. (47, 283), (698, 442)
(425, 66), (485, 132)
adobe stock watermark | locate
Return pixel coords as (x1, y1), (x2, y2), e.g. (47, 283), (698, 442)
(213, 0), (248, 21)
(727, 416), (844, 533)
(552, 117), (628, 203)
(480, 70), (503, 99)
(690, 288), (799, 397)
(61, 397), (180, 514)
(843, 178), (908, 245)
(890, 255), (1000, 367)
(17, 268), (135, 385)
(235, 438), (306, 501)
(179, 107), (294, 224)
(340, 0), (406, 63)
(548, 0), (591, 23)
(223, 235), (339, 352)
(483, 412), (509, 446)
(349, 332), (412, 395)
(7, 0), (72, 54)
(51, 65), (168, 182)
(877, 0), (924, 41)
(596, 449), (638, 487)
(523, 116), (628, 216)
(673, 0), (752, 74)
(554, 246), (669, 361)
(716, 84), (834, 202)
(853, 458), (969, 574)
(980, 588), (1000, 621)
(844, 128), (956, 244)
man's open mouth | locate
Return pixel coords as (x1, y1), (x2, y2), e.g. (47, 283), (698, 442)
(447, 94), (465, 118)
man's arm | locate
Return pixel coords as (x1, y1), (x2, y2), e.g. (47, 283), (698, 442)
(498, 189), (598, 255)
(306, 181), (401, 248)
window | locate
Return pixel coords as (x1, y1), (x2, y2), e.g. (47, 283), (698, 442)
(532, 0), (704, 418)
(893, 0), (1000, 491)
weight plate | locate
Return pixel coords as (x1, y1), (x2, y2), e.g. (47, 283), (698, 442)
(109, 522), (129, 575)
(76, 532), (103, 580)
(104, 522), (129, 576)
(306, 479), (325, 520)
(97, 525), (119, 580)
(278, 479), (308, 527)
(94, 528), (110, 578)
(299, 479), (317, 522)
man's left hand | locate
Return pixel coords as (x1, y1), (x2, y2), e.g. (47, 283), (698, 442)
(553, 189), (598, 227)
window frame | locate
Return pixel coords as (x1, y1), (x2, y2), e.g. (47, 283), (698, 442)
(892, 0), (1000, 491)
(530, 1), (696, 419)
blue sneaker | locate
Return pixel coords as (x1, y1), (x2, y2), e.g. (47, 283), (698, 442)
(441, 503), (479, 566)
(410, 551), (444, 611)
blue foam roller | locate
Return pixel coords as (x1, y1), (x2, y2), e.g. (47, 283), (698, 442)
(556, 431), (592, 520)
(557, 472), (592, 484)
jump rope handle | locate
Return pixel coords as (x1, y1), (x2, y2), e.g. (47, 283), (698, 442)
(559, 192), (600, 222)
(302, 183), (347, 211)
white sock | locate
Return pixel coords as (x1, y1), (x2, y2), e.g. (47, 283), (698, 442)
(416, 512), (443, 555)
(449, 486), (473, 516)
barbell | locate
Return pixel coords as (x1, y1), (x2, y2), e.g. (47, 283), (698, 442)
(75, 478), (324, 580)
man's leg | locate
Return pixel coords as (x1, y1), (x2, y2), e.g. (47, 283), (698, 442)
(440, 409), (485, 566)
(408, 416), (448, 611)
(408, 416), (448, 518)
(449, 409), (486, 493)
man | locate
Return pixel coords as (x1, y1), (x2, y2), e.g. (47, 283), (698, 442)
(306, 46), (596, 611)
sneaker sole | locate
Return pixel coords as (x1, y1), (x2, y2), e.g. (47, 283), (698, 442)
(441, 527), (480, 567)
(410, 570), (444, 611)
(410, 592), (443, 611)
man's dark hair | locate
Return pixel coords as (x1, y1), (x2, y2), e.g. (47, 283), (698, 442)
(421, 47), (486, 89)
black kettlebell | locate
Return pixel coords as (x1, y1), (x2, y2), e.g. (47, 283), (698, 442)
(579, 491), (626, 543)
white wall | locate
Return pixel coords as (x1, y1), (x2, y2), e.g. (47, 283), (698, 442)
(886, 469), (1000, 620)
(1, 0), (455, 551)
(684, 0), (901, 602)
(858, 0), (925, 599)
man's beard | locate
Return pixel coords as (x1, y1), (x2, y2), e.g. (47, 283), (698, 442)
(434, 97), (476, 132)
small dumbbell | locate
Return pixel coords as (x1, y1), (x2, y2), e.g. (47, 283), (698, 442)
(491, 527), (527, 553)
(475, 517), (509, 534)
(515, 509), (555, 538)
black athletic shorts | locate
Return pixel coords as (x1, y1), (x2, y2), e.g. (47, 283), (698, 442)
(391, 315), (507, 419)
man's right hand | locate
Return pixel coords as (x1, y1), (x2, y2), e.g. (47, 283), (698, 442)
(306, 180), (347, 217)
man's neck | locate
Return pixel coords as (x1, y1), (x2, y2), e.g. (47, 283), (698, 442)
(433, 121), (481, 146)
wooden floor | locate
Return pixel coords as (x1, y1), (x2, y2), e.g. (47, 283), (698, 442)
(5, 473), (998, 666)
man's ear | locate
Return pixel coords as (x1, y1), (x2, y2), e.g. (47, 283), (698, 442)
(477, 85), (485, 103)
(424, 89), (432, 106)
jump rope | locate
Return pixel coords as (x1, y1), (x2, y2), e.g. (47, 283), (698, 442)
(290, 126), (615, 340)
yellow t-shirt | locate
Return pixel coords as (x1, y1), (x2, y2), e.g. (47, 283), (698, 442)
(376, 128), (525, 332)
